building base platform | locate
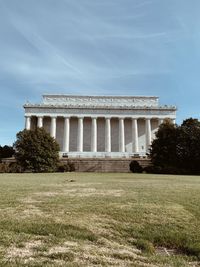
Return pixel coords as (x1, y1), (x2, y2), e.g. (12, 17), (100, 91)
(60, 152), (147, 159)
(61, 157), (150, 173)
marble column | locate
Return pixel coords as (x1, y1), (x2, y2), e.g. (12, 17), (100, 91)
(132, 118), (139, 153)
(77, 117), (84, 152)
(63, 117), (70, 152)
(91, 117), (97, 152)
(50, 116), (57, 139)
(37, 116), (43, 128)
(145, 118), (152, 151)
(105, 117), (111, 152)
(25, 116), (31, 130)
(119, 118), (125, 152)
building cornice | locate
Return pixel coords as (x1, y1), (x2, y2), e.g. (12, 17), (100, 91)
(42, 94), (159, 99)
(24, 104), (177, 111)
(24, 94), (177, 115)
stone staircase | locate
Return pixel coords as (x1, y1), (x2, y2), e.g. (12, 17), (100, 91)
(61, 158), (150, 173)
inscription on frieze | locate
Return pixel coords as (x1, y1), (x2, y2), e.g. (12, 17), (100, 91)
(42, 95), (159, 108)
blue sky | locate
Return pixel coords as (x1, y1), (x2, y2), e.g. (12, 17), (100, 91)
(0, 0), (200, 145)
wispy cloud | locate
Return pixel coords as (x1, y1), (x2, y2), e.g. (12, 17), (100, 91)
(0, 0), (200, 143)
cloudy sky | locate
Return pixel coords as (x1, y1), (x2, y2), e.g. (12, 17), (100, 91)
(0, 0), (200, 145)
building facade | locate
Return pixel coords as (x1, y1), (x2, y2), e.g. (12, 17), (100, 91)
(24, 95), (176, 158)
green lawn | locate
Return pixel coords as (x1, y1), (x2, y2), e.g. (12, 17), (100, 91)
(0, 173), (199, 267)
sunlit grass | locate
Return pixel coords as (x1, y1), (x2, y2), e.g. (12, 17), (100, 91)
(0, 173), (199, 266)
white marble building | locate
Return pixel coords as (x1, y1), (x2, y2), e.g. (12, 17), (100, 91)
(24, 95), (176, 158)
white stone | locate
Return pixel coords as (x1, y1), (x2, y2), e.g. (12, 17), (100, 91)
(105, 118), (111, 152)
(145, 119), (152, 151)
(37, 116), (43, 128)
(119, 118), (125, 152)
(24, 94), (177, 158)
(25, 116), (31, 130)
(42, 94), (160, 108)
(132, 118), (139, 153)
(91, 117), (97, 152)
(63, 117), (70, 152)
(77, 117), (83, 152)
(50, 117), (57, 138)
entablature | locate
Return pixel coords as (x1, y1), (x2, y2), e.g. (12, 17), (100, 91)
(24, 106), (176, 118)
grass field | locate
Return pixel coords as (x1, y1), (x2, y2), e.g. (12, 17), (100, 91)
(0, 173), (199, 267)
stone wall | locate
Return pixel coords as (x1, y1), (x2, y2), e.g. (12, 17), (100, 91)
(2, 157), (150, 173)
(61, 158), (150, 173)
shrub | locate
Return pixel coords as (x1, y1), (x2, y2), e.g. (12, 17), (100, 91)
(57, 162), (75, 172)
(0, 163), (9, 173)
(144, 165), (190, 175)
(129, 160), (143, 173)
(8, 162), (23, 173)
(0, 162), (23, 173)
(143, 165), (158, 174)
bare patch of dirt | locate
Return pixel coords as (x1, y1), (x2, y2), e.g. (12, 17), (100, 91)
(156, 247), (178, 256)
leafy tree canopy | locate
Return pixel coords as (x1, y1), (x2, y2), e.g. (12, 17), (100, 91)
(177, 118), (200, 173)
(14, 128), (60, 172)
(150, 119), (177, 168)
(0, 145), (15, 159)
(150, 118), (200, 174)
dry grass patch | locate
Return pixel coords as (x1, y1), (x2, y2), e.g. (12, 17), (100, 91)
(0, 173), (199, 267)
(20, 197), (42, 204)
(33, 188), (124, 198)
(20, 205), (44, 218)
(6, 240), (42, 260)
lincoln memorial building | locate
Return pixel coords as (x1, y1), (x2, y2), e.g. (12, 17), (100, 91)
(24, 95), (176, 158)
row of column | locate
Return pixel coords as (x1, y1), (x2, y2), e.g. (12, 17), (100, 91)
(25, 116), (172, 153)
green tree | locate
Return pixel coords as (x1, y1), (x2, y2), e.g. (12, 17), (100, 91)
(150, 119), (177, 169)
(177, 118), (200, 174)
(150, 118), (200, 174)
(14, 128), (60, 172)
(0, 145), (15, 160)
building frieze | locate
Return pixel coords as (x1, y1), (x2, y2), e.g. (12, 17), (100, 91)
(24, 94), (176, 111)
(40, 94), (162, 108)
(24, 103), (176, 111)
(24, 107), (176, 116)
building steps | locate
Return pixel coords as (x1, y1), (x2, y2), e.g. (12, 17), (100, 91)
(61, 158), (150, 173)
